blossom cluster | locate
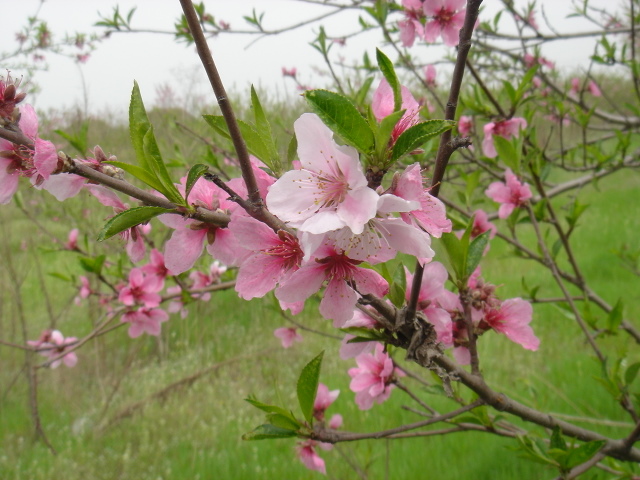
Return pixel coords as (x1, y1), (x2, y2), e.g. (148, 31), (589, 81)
(399, 0), (467, 47)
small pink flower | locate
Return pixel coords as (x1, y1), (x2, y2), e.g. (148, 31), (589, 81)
(587, 80), (602, 97)
(282, 67), (297, 78)
(313, 383), (339, 421)
(28, 329), (78, 368)
(470, 209), (496, 239)
(423, 0), (467, 47)
(399, 0), (426, 47)
(482, 117), (527, 159)
(141, 248), (173, 290)
(485, 169), (532, 219)
(273, 327), (303, 348)
(121, 307), (169, 338)
(118, 268), (162, 308)
(348, 343), (402, 410)
(424, 64), (437, 87)
(458, 115), (473, 136)
(484, 298), (539, 351)
(296, 440), (326, 474)
(65, 228), (79, 250)
(390, 163), (452, 238)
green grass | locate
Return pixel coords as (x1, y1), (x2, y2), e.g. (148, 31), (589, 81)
(1, 105), (639, 479)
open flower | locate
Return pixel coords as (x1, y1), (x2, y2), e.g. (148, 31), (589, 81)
(398, 0), (426, 47)
(485, 169), (532, 219)
(484, 298), (539, 351)
(28, 329), (78, 368)
(372, 79), (421, 145)
(273, 327), (303, 348)
(423, 0), (466, 46)
(482, 118), (527, 159)
(348, 343), (403, 410)
(121, 307), (169, 338)
(266, 113), (378, 235)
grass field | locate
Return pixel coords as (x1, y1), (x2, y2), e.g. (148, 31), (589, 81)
(0, 104), (639, 480)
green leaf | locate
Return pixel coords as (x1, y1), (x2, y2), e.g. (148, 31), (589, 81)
(354, 76), (375, 107)
(185, 164), (209, 203)
(625, 362), (640, 387)
(142, 127), (184, 205)
(391, 120), (455, 162)
(565, 440), (606, 470)
(388, 263), (407, 308)
(607, 299), (624, 332)
(79, 255), (106, 275)
(104, 161), (166, 194)
(97, 206), (173, 241)
(129, 81), (152, 172)
(304, 90), (375, 154)
(439, 231), (466, 284)
(466, 230), (490, 277)
(297, 351), (324, 425)
(245, 396), (298, 421)
(241, 424), (298, 441)
(266, 413), (301, 431)
(375, 110), (405, 159)
(203, 115), (272, 164)
(493, 135), (521, 173)
(286, 133), (298, 166)
(251, 85), (280, 168)
(550, 427), (567, 451)
(341, 327), (386, 342)
(376, 49), (401, 112)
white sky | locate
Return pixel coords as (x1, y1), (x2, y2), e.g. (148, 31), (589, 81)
(2, 0), (618, 117)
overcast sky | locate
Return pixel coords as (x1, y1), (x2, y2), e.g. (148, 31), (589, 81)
(2, 0), (618, 117)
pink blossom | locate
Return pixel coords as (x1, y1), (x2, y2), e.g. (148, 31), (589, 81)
(273, 327), (303, 348)
(276, 243), (389, 325)
(484, 298), (539, 351)
(230, 215), (303, 300)
(482, 118), (527, 159)
(390, 163), (452, 238)
(121, 307), (169, 338)
(485, 169), (532, 219)
(399, 0), (426, 47)
(78, 276), (92, 299)
(348, 343), (402, 410)
(282, 67), (297, 78)
(458, 115), (473, 136)
(572, 77), (601, 97)
(372, 79), (421, 145)
(28, 329), (78, 368)
(423, 0), (466, 47)
(424, 64), (437, 87)
(587, 80), (602, 97)
(141, 248), (173, 290)
(118, 267), (162, 308)
(65, 228), (79, 250)
(470, 209), (496, 239)
(523, 53), (554, 70)
(328, 414), (343, 429)
(266, 113), (378, 235)
(405, 262), (459, 347)
(314, 383), (340, 421)
(160, 176), (243, 273)
(296, 440), (326, 474)
(0, 73), (26, 118)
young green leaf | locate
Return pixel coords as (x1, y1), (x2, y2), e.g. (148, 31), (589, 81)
(607, 299), (624, 332)
(105, 161), (167, 194)
(565, 441), (606, 470)
(391, 120), (455, 162)
(466, 230), (490, 277)
(203, 115), (272, 165)
(185, 164), (210, 203)
(376, 48), (401, 112)
(241, 424), (298, 441)
(492, 135), (520, 173)
(141, 127), (184, 205)
(304, 90), (374, 154)
(297, 351), (324, 425)
(129, 81), (152, 172)
(266, 413), (301, 431)
(251, 86), (280, 167)
(97, 206), (173, 241)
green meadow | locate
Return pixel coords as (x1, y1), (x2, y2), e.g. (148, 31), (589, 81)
(0, 101), (639, 480)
